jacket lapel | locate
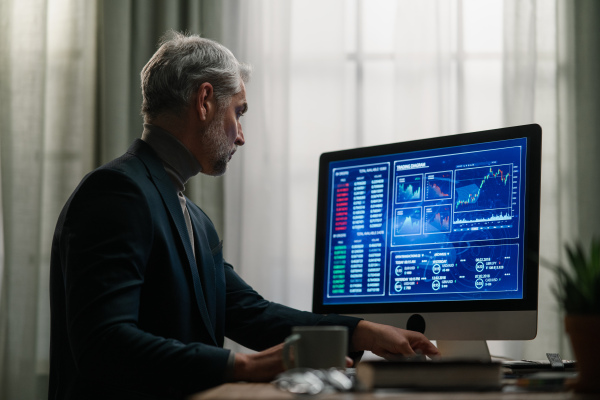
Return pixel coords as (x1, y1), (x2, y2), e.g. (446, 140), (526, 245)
(127, 140), (217, 345)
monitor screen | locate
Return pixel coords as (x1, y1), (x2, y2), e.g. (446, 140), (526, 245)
(312, 125), (541, 348)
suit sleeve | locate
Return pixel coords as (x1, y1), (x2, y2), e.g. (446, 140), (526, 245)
(57, 169), (229, 396)
(223, 262), (363, 351)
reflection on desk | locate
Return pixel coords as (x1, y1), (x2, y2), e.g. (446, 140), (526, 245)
(189, 382), (599, 400)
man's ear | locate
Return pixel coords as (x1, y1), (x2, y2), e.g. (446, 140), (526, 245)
(196, 82), (215, 121)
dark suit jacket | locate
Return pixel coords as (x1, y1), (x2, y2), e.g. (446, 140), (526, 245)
(48, 139), (361, 400)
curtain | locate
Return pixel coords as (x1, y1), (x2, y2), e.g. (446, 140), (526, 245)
(555, 0), (600, 354)
(216, 0), (294, 353)
(560, 0), (600, 245)
(0, 1), (97, 398)
(501, 0), (560, 360)
(220, 0), (294, 305)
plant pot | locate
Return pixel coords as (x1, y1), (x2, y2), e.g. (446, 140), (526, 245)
(565, 314), (600, 393)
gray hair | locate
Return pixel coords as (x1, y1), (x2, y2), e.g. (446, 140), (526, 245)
(141, 31), (251, 119)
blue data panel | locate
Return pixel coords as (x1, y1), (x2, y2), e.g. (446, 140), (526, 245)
(327, 163), (390, 298)
(323, 138), (527, 305)
(389, 244), (520, 302)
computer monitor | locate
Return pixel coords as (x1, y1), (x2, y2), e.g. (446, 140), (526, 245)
(312, 124), (541, 360)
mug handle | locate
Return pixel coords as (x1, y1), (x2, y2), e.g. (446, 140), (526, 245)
(282, 333), (301, 370)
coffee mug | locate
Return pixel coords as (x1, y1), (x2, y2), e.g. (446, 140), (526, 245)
(282, 326), (348, 370)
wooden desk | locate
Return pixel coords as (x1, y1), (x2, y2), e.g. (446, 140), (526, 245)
(190, 383), (598, 400)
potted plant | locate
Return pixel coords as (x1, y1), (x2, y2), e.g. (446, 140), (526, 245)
(550, 238), (600, 393)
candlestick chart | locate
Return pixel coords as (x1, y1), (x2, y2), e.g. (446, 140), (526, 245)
(454, 165), (512, 212)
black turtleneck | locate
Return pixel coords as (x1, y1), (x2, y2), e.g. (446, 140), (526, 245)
(141, 123), (203, 192)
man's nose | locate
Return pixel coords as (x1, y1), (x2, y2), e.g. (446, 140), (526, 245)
(235, 126), (245, 146)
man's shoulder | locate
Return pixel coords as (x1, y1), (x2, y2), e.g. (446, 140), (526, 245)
(67, 140), (163, 202)
(99, 139), (158, 175)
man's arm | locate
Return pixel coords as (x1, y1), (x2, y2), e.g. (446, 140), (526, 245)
(220, 253), (439, 382)
(222, 262), (363, 351)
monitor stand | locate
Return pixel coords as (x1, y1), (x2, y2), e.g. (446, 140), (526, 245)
(436, 340), (491, 362)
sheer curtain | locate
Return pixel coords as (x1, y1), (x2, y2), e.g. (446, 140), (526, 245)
(221, 0), (352, 311)
(221, 0), (294, 304)
(560, 0), (600, 246)
(222, 0), (599, 360)
(0, 1), (97, 398)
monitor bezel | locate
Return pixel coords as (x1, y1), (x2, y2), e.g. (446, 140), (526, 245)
(312, 124), (541, 316)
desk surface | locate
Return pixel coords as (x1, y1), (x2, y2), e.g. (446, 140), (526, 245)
(190, 383), (598, 400)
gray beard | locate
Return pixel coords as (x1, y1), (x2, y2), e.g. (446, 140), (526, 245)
(204, 111), (233, 176)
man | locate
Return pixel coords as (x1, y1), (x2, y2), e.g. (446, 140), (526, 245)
(49, 31), (438, 400)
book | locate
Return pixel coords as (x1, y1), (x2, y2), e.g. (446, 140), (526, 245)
(355, 360), (503, 391)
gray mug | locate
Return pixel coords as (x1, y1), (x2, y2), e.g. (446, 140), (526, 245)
(282, 326), (348, 370)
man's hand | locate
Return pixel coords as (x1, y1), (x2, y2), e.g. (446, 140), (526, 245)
(232, 343), (286, 382)
(351, 320), (440, 359)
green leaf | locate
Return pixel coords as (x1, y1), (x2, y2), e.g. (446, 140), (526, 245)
(550, 238), (600, 315)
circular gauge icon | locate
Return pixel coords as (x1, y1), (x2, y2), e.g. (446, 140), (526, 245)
(395, 266), (403, 276)
(432, 280), (441, 291)
(394, 281), (403, 292)
(475, 278), (484, 289)
(476, 262), (485, 272)
(432, 264), (441, 275)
